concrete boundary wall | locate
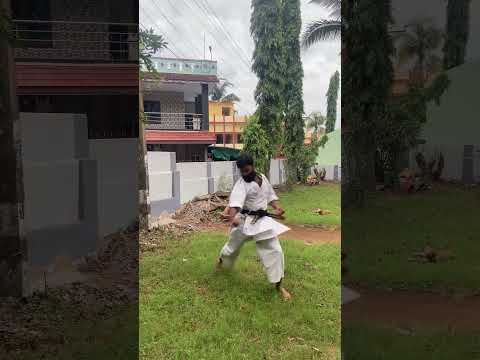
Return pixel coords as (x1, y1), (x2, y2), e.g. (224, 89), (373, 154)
(312, 165), (341, 181)
(89, 139), (138, 237)
(148, 152), (181, 216)
(410, 143), (480, 183)
(148, 153), (288, 215)
(176, 162), (209, 204)
(21, 113), (138, 268)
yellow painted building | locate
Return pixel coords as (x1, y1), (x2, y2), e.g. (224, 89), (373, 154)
(209, 100), (248, 150)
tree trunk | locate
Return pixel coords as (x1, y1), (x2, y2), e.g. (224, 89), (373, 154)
(138, 80), (149, 230)
(0, 0), (26, 297)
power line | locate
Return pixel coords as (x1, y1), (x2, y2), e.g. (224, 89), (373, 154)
(140, 22), (180, 59)
(149, 0), (204, 59)
(189, 0), (252, 71)
(177, 0), (251, 73)
(139, 4), (186, 58)
(165, 0), (247, 79)
(200, 0), (252, 66)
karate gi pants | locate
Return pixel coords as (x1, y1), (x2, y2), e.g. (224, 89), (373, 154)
(219, 226), (285, 284)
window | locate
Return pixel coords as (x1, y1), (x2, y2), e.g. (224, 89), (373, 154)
(216, 134), (224, 144)
(225, 134), (233, 144)
(222, 107), (231, 116)
(13, 0), (52, 49)
(144, 101), (161, 113)
(237, 134), (243, 143)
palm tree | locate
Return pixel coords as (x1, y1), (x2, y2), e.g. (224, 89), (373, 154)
(210, 79), (241, 102)
(301, 0), (341, 48)
(306, 112), (326, 135)
(395, 19), (443, 85)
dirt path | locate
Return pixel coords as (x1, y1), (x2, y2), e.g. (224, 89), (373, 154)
(281, 225), (340, 245)
(201, 223), (340, 245)
(343, 288), (480, 330)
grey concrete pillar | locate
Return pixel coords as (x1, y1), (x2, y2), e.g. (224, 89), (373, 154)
(207, 161), (214, 193)
(232, 161), (240, 183)
(149, 152), (181, 216)
(201, 84), (209, 131)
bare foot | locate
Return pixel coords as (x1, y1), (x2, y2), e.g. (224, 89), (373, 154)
(278, 287), (292, 300)
(215, 258), (223, 272)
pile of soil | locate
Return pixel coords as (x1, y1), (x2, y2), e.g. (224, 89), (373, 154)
(173, 192), (229, 226)
(142, 192), (230, 253)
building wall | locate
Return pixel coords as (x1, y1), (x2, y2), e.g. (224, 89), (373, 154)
(13, 0), (138, 62)
(89, 138), (138, 236)
(176, 162), (210, 204)
(412, 61), (480, 183)
(156, 144), (208, 162)
(144, 91), (185, 130)
(209, 100), (235, 117)
(211, 161), (236, 192)
(208, 100), (247, 149)
(21, 112), (137, 269)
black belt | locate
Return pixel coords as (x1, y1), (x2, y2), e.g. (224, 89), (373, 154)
(240, 209), (284, 222)
(241, 209), (269, 217)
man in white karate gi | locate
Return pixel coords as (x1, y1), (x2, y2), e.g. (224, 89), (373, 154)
(217, 153), (292, 300)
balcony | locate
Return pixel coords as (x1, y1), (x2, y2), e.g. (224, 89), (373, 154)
(151, 58), (217, 76)
(145, 112), (206, 131)
(12, 20), (138, 63)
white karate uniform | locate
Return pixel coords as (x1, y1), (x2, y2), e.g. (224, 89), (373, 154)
(219, 174), (290, 284)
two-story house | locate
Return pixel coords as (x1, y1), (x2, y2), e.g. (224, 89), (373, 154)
(209, 100), (248, 150)
(10, 0), (139, 292)
(143, 57), (218, 162)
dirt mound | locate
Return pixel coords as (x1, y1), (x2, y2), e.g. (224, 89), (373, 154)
(80, 229), (138, 275)
(174, 192), (229, 226)
(141, 192), (230, 253)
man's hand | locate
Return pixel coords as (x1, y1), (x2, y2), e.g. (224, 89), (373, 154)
(230, 216), (241, 227)
(270, 201), (285, 217)
(223, 207), (240, 227)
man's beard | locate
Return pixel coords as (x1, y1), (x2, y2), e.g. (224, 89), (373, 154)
(242, 171), (257, 183)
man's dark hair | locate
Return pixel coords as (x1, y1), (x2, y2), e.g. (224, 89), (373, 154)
(236, 153), (254, 168)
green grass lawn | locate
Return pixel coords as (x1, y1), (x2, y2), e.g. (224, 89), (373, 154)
(343, 324), (480, 359)
(55, 307), (139, 360)
(278, 184), (341, 228)
(343, 184), (480, 292)
(140, 232), (340, 359)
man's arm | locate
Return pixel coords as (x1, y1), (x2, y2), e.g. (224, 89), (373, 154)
(227, 207), (241, 226)
(264, 176), (283, 216)
(269, 200), (284, 216)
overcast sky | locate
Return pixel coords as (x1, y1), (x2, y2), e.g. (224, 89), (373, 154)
(140, 0), (341, 123)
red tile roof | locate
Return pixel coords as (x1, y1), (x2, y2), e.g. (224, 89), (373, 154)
(146, 130), (216, 144)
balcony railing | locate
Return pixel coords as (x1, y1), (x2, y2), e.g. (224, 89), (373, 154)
(145, 112), (205, 131)
(12, 20), (138, 63)
(151, 57), (217, 76)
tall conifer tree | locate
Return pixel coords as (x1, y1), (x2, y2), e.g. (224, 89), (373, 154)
(282, 0), (305, 182)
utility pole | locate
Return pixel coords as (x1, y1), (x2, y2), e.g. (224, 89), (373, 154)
(0, 0), (26, 297)
(203, 33), (206, 60)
